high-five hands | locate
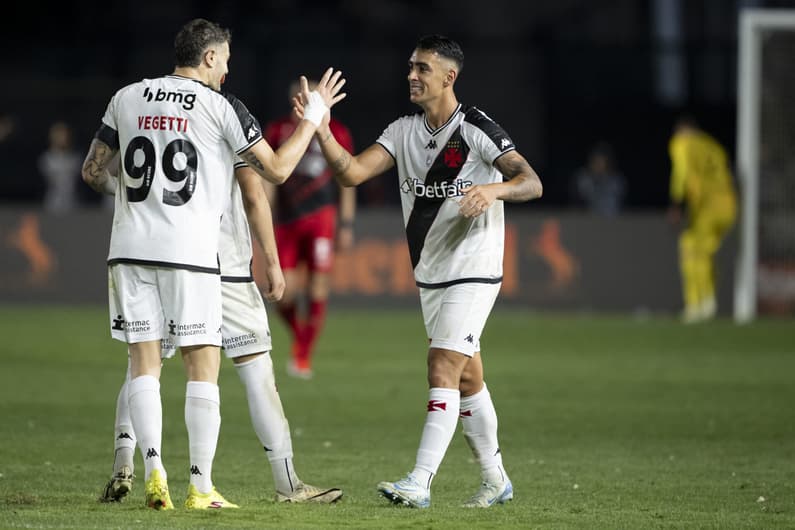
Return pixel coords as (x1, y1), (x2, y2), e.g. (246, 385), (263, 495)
(294, 68), (347, 127)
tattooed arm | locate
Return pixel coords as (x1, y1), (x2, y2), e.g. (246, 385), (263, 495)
(81, 139), (119, 195)
(238, 68), (348, 185)
(315, 127), (393, 187)
(458, 151), (543, 218)
(493, 151), (543, 202)
(238, 121), (318, 185)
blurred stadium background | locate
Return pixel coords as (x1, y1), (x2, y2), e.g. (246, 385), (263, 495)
(2, 0), (795, 316)
(3, 3), (795, 527)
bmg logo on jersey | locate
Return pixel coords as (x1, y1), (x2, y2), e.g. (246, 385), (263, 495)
(400, 177), (473, 199)
(143, 87), (196, 110)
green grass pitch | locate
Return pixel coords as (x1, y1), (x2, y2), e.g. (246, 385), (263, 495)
(0, 305), (793, 529)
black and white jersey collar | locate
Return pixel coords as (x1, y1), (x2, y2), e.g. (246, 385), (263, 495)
(423, 103), (462, 136)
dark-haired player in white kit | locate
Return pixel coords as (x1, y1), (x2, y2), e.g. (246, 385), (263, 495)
(100, 164), (343, 506)
(299, 35), (542, 508)
(82, 18), (345, 510)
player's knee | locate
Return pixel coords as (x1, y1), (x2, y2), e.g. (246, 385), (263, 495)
(427, 354), (465, 389)
(309, 273), (330, 300)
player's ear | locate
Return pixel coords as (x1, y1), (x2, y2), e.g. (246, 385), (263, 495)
(203, 48), (216, 68)
(443, 68), (457, 88)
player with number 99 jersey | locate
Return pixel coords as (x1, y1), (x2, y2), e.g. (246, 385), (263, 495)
(97, 74), (262, 273)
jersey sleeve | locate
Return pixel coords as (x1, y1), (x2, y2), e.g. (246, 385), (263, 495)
(375, 118), (402, 160)
(220, 93), (263, 154)
(463, 107), (516, 166)
(95, 92), (120, 150)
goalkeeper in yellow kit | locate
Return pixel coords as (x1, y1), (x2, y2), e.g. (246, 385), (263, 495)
(668, 117), (737, 323)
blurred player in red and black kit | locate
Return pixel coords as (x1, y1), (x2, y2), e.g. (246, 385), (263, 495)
(261, 80), (355, 379)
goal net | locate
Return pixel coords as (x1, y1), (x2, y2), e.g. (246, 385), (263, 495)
(735, 8), (795, 322)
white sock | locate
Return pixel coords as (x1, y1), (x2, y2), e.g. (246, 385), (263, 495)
(235, 354), (299, 493)
(185, 381), (220, 494)
(128, 375), (164, 481)
(460, 383), (507, 483)
(412, 387), (460, 489)
(113, 360), (136, 474)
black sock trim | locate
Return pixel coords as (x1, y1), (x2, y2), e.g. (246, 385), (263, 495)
(284, 459), (294, 492)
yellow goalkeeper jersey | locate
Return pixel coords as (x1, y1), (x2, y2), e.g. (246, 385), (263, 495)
(668, 130), (736, 211)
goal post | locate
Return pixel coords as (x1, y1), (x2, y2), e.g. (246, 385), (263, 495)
(734, 8), (795, 322)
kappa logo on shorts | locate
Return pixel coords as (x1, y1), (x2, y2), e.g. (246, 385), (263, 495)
(465, 334), (475, 344)
(168, 320), (177, 335)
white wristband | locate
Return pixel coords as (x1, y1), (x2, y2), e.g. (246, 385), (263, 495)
(302, 90), (328, 127)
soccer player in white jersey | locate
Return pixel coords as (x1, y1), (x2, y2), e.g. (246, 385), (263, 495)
(81, 18), (345, 510)
(300, 35), (543, 508)
(101, 164), (344, 506)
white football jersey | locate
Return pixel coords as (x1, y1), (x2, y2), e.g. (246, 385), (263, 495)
(97, 75), (262, 273)
(219, 162), (255, 280)
(377, 104), (516, 287)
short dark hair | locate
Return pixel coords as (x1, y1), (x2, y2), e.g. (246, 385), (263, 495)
(416, 35), (464, 72)
(174, 19), (231, 68)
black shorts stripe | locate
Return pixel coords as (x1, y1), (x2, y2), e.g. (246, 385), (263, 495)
(220, 275), (254, 283)
(405, 127), (470, 269)
(416, 277), (503, 289)
(108, 258), (220, 275)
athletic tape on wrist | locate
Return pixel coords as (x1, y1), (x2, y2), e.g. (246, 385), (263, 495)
(302, 91), (328, 126)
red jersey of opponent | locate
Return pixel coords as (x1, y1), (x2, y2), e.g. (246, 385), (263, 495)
(264, 116), (354, 224)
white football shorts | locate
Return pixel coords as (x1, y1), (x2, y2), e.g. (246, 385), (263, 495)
(108, 264), (222, 347)
(161, 280), (271, 359)
(419, 282), (501, 357)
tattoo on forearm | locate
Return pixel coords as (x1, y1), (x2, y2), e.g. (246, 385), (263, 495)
(331, 149), (351, 175)
(242, 151), (265, 172)
(319, 131), (333, 144)
(498, 154), (542, 201)
(502, 157), (530, 180)
(83, 141), (114, 192)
